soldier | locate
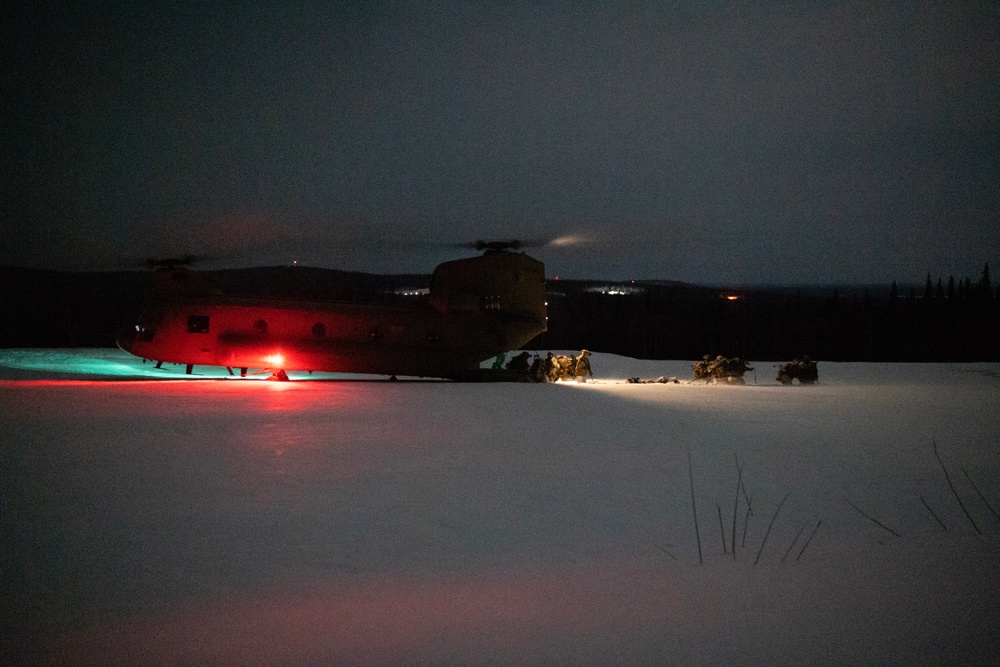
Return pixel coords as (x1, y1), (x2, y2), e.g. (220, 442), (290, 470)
(798, 356), (819, 384)
(729, 357), (750, 379)
(692, 354), (712, 380)
(543, 352), (557, 382)
(776, 360), (795, 384)
(573, 349), (593, 382)
(529, 354), (544, 382)
(553, 354), (575, 381)
(508, 351), (530, 373)
(707, 355), (726, 379)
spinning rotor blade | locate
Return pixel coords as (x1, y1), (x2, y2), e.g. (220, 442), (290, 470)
(448, 236), (589, 253)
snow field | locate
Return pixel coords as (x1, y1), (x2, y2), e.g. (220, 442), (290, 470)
(1, 349), (998, 663)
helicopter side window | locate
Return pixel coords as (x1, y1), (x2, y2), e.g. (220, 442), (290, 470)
(480, 296), (502, 311)
(187, 315), (210, 334)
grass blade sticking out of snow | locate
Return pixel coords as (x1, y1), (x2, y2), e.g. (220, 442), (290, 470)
(962, 467), (1000, 523)
(919, 494), (948, 531)
(738, 454), (753, 517)
(732, 454), (743, 559)
(782, 519), (810, 562)
(796, 520), (822, 561)
(741, 492), (753, 548)
(846, 499), (901, 538)
(717, 503), (727, 555)
(687, 446), (702, 565)
(655, 544), (678, 560)
(754, 493), (789, 566)
(933, 439), (980, 534)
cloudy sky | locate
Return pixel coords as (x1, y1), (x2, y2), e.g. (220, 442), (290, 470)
(3, 1), (998, 284)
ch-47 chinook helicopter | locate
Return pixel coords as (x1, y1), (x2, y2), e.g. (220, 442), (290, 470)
(115, 240), (549, 380)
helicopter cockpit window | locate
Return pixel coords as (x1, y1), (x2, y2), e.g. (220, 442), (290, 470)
(187, 315), (210, 334)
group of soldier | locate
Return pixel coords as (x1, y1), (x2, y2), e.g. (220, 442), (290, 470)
(691, 355), (753, 384)
(691, 354), (819, 384)
(776, 357), (819, 384)
(494, 349), (817, 385)
(493, 350), (593, 382)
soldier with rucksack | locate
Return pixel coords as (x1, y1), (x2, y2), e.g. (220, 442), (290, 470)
(573, 349), (593, 382)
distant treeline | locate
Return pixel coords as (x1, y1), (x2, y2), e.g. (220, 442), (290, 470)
(0, 268), (151, 349)
(540, 263), (998, 362)
(1, 263), (997, 362)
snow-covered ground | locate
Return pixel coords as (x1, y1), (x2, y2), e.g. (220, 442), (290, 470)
(2, 349), (999, 664)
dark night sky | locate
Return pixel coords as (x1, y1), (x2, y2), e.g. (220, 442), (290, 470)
(3, 1), (998, 284)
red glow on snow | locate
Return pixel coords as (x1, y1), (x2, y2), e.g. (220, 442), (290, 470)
(48, 559), (682, 665)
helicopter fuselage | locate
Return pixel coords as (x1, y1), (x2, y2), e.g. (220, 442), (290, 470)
(116, 250), (547, 378)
